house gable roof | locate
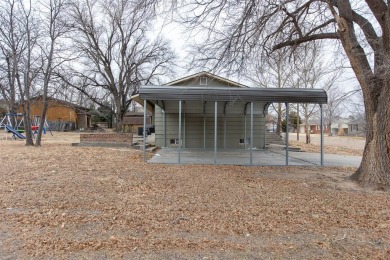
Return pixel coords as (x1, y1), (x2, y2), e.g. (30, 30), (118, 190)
(164, 71), (248, 88)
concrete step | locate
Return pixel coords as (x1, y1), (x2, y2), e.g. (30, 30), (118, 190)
(265, 133), (285, 145)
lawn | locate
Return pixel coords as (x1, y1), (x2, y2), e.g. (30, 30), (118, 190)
(0, 132), (389, 258)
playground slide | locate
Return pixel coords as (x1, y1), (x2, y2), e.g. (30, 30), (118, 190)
(5, 125), (26, 139)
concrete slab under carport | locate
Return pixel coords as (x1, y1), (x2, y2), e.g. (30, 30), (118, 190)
(148, 147), (362, 167)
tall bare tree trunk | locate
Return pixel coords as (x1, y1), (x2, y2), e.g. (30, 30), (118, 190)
(336, 3), (390, 186)
(327, 122), (332, 136)
(352, 81), (390, 186)
(304, 104), (310, 144)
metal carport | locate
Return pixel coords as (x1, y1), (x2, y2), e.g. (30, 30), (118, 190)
(138, 86), (327, 165)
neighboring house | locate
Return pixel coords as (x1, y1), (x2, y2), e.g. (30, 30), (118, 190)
(265, 114), (277, 132)
(348, 117), (366, 136)
(122, 112), (152, 134)
(330, 118), (349, 136)
(299, 119), (329, 134)
(18, 96), (92, 131)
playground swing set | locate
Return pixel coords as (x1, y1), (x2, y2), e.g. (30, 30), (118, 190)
(0, 113), (53, 140)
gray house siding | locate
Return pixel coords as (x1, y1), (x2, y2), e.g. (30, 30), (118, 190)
(155, 101), (266, 149)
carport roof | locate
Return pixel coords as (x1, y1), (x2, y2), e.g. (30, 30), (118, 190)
(138, 86), (327, 104)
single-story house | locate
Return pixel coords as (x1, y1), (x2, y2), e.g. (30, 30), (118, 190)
(330, 118), (349, 136)
(133, 71), (328, 165)
(348, 117), (366, 136)
(18, 96), (92, 131)
(122, 112), (152, 134)
(299, 119), (329, 134)
(265, 114), (277, 132)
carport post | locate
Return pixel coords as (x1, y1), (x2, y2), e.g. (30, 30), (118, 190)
(162, 109), (166, 147)
(214, 101), (218, 164)
(224, 109), (227, 149)
(178, 100), (182, 164)
(285, 103), (289, 165)
(183, 102), (186, 148)
(250, 102), (254, 165)
(143, 99), (147, 162)
(244, 113), (247, 149)
(320, 104), (324, 166)
(203, 101), (206, 149)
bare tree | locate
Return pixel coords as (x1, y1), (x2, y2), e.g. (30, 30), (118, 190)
(245, 49), (294, 135)
(0, 0), (24, 116)
(61, 0), (175, 132)
(0, 0), (42, 145)
(34, 0), (71, 146)
(173, 0), (390, 187)
(293, 43), (338, 144)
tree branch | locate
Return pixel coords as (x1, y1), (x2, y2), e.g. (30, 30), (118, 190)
(365, 0), (387, 30)
(272, 33), (339, 51)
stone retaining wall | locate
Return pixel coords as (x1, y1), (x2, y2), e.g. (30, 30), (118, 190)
(80, 133), (133, 144)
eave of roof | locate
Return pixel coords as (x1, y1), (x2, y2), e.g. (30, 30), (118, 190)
(139, 86), (328, 104)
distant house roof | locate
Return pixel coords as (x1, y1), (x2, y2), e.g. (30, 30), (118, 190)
(122, 116), (151, 125)
(349, 118), (365, 125)
(300, 119), (322, 126)
(30, 96), (91, 113)
(124, 111), (152, 117)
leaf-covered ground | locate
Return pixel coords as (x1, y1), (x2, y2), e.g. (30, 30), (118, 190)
(0, 133), (389, 259)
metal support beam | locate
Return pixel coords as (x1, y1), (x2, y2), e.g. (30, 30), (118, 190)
(250, 102), (254, 165)
(162, 109), (166, 147)
(203, 101), (206, 149)
(263, 114), (266, 149)
(214, 101), (218, 164)
(143, 99), (147, 162)
(320, 104), (324, 166)
(244, 114), (247, 149)
(183, 101), (186, 148)
(297, 103), (300, 141)
(263, 103), (271, 150)
(285, 103), (289, 165)
(178, 100), (182, 164)
(224, 102), (228, 149)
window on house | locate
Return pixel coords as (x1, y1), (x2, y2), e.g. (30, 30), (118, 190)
(200, 77), (207, 85)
